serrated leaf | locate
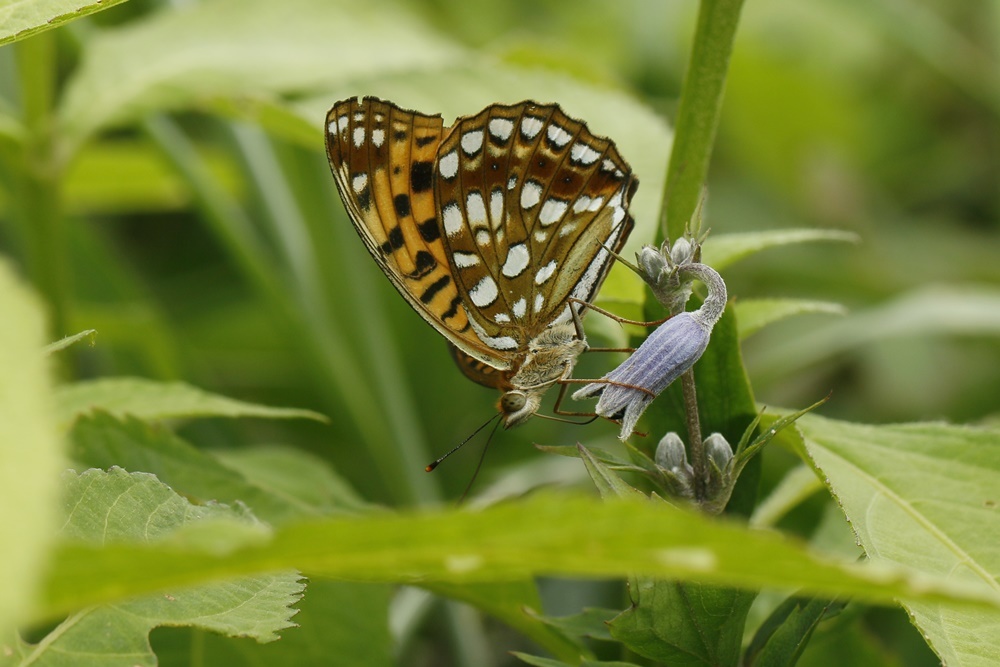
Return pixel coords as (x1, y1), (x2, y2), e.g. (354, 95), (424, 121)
(0, 261), (63, 637)
(700, 229), (859, 271)
(9, 468), (302, 667)
(0, 0), (132, 47)
(734, 299), (846, 339)
(154, 580), (392, 667)
(799, 415), (1000, 667)
(33, 492), (1000, 626)
(609, 578), (755, 666)
(69, 412), (367, 523)
(55, 377), (326, 428)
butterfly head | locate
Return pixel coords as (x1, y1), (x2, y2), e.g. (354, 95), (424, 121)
(498, 389), (540, 429)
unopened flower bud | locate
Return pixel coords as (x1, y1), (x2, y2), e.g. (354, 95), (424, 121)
(704, 433), (733, 472)
(655, 432), (689, 471)
(669, 237), (694, 266)
(636, 245), (669, 286)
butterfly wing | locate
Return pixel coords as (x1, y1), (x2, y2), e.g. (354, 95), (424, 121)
(325, 97), (504, 367)
(433, 102), (637, 356)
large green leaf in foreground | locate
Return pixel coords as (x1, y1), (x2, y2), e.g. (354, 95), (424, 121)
(5, 469), (302, 667)
(33, 488), (1000, 625)
(799, 415), (1000, 667)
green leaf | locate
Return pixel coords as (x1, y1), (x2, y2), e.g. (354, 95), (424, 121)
(750, 285), (1000, 378)
(513, 654), (640, 667)
(609, 579), (756, 666)
(701, 228), (859, 271)
(33, 493), (1000, 625)
(578, 444), (646, 500)
(0, 0), (132, 47)
(0, 260), (63, 638)
(743, 596), (846, 667)
(527, 607), (618, 643)
(69, 412), (367, 523)
(734, 298), (846, 339)
(427, 580), (582, 662)
(154, 580), (392, 667)
(54, 377), (326, 428)
(9, 468), (302, 667)
(57, 0), (461, 149)
(799, 415), (1000, 666)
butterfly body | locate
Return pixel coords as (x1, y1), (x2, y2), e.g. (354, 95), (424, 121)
(326, 97), (636, 427)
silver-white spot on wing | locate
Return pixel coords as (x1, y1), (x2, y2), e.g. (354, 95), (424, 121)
(501, 243), (530, 278)
(442, 202), (464, 236)
(353, 127), (365, 148)
(467, 191), (487, 227)
(469, 317), (518, 351)
(489, 118), (513, 141)
(470, 275), (499, 307)
(439, 150), (459, 179)
(521, 181), (542, 209)
(371, 128), (385, 148)
(534, 260), (557, 285)
(512, 297), (527, 319)
(453, 251), (480, 268)
(538, 198), (568, 226)
(570, 142), (601, 165)
(461, 129), (484, 156)
(352, 173), (368, 194)
(547, 124), (572, 147)
(521, 116), (544, 139)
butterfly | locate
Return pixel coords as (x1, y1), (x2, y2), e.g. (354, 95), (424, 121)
(325, 97), (637, 427)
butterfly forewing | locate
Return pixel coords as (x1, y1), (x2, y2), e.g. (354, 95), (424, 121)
(434, 102), (637, 356)
(326, 98), (484, 358)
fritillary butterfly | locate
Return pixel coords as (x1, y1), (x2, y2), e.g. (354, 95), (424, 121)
(325, 97), (637, 427)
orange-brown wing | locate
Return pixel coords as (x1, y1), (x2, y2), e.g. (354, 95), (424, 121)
(326, 97), (503, 366)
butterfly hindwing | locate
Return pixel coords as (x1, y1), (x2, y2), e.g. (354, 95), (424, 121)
(434, 102), (637, 354)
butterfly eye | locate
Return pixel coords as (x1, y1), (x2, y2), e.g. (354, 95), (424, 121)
(499, 391), (527, 415)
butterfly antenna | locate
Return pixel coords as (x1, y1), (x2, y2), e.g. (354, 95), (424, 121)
(457, 413), (504, 504)
(425, 412), (502, 472)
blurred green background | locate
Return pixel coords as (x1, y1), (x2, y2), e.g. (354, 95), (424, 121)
(2, 0), (998, 510)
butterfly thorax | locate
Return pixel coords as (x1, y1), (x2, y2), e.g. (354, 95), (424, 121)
(498, 322), (586, 428)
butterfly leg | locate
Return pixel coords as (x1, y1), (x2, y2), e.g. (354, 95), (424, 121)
(568, 297), (671, 327)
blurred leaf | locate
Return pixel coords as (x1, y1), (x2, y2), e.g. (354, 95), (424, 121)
(0, 0), (131, 46)
(69, 412), (367, 523)
(55, 377), (327, 428)
(527, 606), (617, 643)
(57, 0), (460, 149)
(43, 328), (96, 355)
(0, 260), (63, 637)
(799, 414), (1000, 666)
(34, 492), (1000, 624)
(701, 229), (859, 271)
(752, 285), (1000, 378)
(60, 139), (242, 214)
(735, 298), (846, 339)
(10, 468), (302, 667)
(513, 653), (640, 667)
(427, 580), (582, 662)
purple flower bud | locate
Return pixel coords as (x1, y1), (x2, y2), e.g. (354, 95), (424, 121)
(573, 310), (712, 439)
